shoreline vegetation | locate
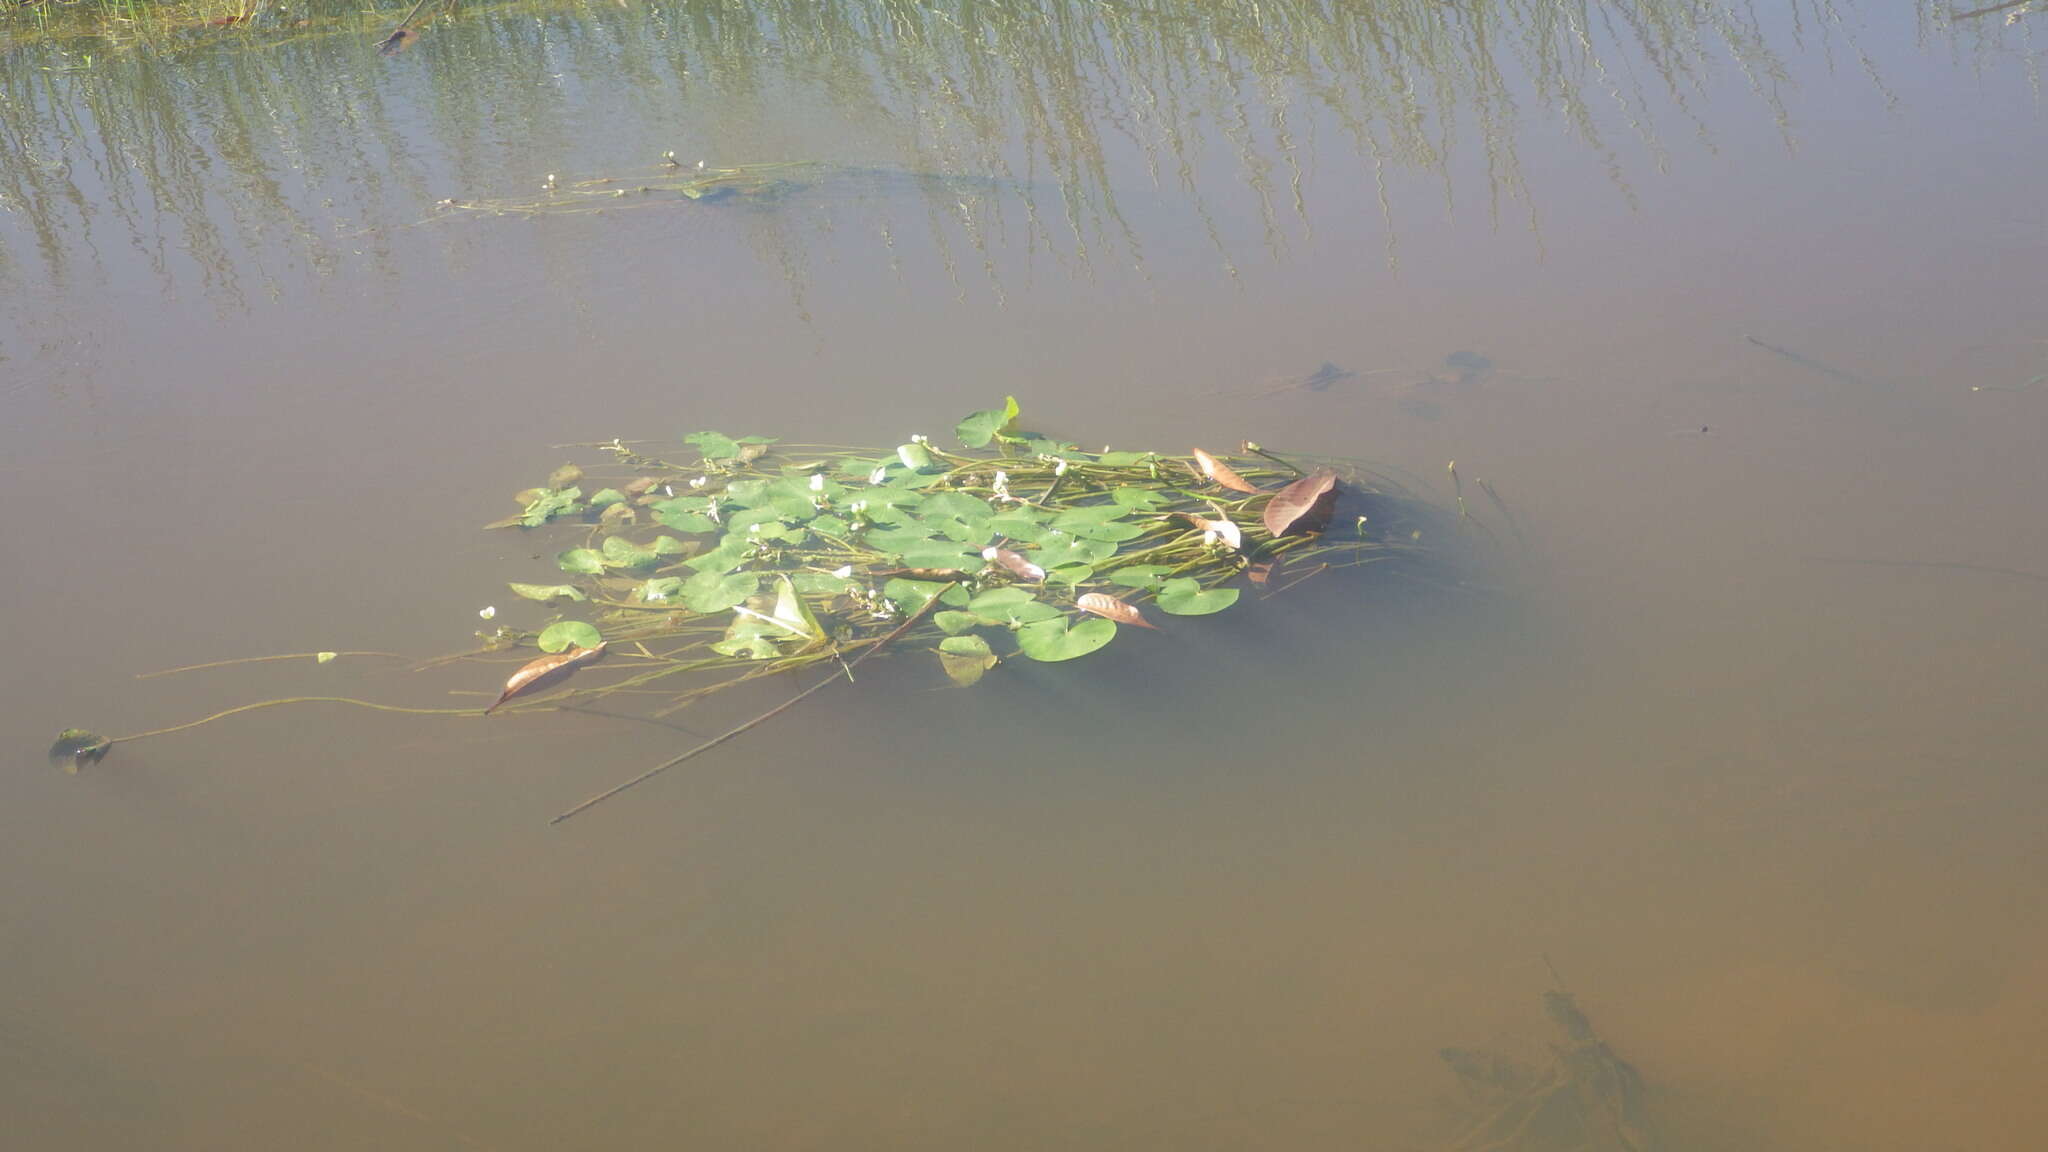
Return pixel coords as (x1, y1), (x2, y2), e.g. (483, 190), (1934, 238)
(3, 0), (1950, 302)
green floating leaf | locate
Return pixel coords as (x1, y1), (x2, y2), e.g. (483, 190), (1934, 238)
(896, 441), (936, 472)
(521, 486), (583, 527)
(1015, 616), (1117, 662)
(789, 571), (856, 597)
(988, 510), (1049, 542)
(1044, 564), (1095, 586)
(601, 535), (668, 571)
(557, 548), (606, 575)
(760, 575), (824, 643)
(711, 610), (784, 660)
(1093, 451), (1156, 467)
(508, 582), (588, 603)
(682, 569), (759, 613)
(652, 500), (717, 534)
(1155, 577), (1240, 616)
(938, 634), (999, 685)
(686, 430), (739, 461)
(883, 577), (963, 614)
(934, 610), (981, 635)
(588, 488), (626, 509)
(1064, 519), (1145, 543)
(921, 490), (997, 523)
(315, 651), (338, 664)
(965, 586), (1062, 627)
(50, 728), (112, 772)
(894, 544), (983, 572)
(536, 620), (604, 653)
(1110, 487), (1168, 511)
(726, 477), (819, 520)
(1106, 565), (1170, 589)
(684, 537), (749, 574)
(861, 486), (927, 522)
(1028, 533), (1119, 569)
(955, 396), (1020, 448)
(640, 576), (685, 603)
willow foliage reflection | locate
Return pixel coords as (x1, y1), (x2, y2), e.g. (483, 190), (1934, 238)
(0, 0), (1910, 302)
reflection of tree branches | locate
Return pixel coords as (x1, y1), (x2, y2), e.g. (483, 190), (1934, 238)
(0, 0), (1923, 305)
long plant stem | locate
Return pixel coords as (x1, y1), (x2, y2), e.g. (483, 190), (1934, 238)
(113, 697), (477, 743)
(549, 598), (937, 826)
(136, 651), (407, 679)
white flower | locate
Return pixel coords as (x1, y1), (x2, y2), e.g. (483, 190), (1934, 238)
(910, 433), (929, 445)
(831, 565), (854, 579)
(477, 605), (496, 620)
(662, 484), (674, 497)
(992, 470), (1011, 500)
(689, 475), (708, 489)
(867, 465), (889, 485)
(849, 499), (868, 516)
(645, 586), (668, 602)
(706, 498), (721, 523)
(809, 473), (825, 492)
(1054, 458), (1069, 477)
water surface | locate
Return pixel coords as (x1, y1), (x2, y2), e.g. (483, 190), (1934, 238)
(4, 3), (2046, 1148)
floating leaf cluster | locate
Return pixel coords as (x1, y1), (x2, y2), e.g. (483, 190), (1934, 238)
(476, 398), (1425, 711)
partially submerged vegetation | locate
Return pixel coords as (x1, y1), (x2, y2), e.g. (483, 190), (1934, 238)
(54, 399), (1448, 819)
(429, 159), (1017, 219)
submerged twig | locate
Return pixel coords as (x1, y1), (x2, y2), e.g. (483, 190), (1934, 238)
(548, 598), (938, 826)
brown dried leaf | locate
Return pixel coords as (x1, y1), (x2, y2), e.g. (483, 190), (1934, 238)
(621, 476), (663, 496)
(485, 643), (606, 715)
(1192, 447), (1260, 494)
(1262, 469), (1339, 538)
(982, 546), (1047, 582)
(1077, 592), (1158, 630)
(1246, 562), (1274, 587)
(734, 442), (770, 464)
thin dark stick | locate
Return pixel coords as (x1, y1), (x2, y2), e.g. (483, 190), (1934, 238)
(1744, 334), (1868, 386)
(549, 599), (936, 826)
(1952, 0), (2029, 20)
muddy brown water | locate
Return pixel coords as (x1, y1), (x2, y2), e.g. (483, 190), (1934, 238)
(4, 4), (2046, 1149)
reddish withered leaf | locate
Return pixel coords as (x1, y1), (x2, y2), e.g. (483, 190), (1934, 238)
(1262, 469), (1339, 538)
(1077, 592), (1158, 630)
(485, 643), (607, 715)
(982, 546), (1047, 582)
(1191, 447), (1260, 494)
(1246, 562), (1274, 587)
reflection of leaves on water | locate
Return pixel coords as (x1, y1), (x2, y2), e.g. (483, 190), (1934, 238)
(1439, 991), (1656, 1152)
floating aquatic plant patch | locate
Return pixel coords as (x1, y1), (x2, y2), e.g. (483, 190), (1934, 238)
(53, 399), (1439, 821)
